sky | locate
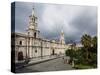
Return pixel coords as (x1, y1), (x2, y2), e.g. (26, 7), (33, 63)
(12, 2), (97, 43)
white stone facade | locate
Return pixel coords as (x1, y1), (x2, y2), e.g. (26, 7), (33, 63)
(11, 8), (66, 61)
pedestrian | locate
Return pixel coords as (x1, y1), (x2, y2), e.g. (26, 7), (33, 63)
(66, 56), (70, 64)
(72, 60), (75, 67)
(62, 56), (67, 64)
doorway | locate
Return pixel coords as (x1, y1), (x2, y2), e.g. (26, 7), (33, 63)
(52, 49), (55, 55)
(18, 51), (23, 61)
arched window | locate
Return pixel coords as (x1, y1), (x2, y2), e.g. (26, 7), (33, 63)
(28, 32), (30, 35)
(32, 17), (33, 21)
(35, 50), (37, 53)
(19, 41), (22, 45)
(34, 32), (36, 38)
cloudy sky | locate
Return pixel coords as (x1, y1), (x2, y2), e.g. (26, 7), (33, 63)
(13, 2), (97, 43)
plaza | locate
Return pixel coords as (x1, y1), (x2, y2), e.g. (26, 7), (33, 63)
(15, 57), (74, 73)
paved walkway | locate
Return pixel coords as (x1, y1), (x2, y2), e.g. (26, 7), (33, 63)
(29, 55), (62, 64)
(15, 55), (62, 69)
(15, 57), (74, 73)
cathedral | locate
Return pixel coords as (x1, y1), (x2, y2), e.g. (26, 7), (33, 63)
(11, 8), (66, 62)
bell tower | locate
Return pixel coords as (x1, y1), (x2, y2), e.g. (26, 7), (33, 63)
(60, 30), (65, 44)
(27, 8), (39, 38)
(26, 8), (40, 58)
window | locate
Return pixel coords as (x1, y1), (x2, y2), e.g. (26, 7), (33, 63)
(34, 32), (36, 38)
(35, 50), (37, 53)
(32, 17), (35, 22)
(19, 41), (22, 45)
(32, 17), (33, 21)
(28, 32), (30, 35)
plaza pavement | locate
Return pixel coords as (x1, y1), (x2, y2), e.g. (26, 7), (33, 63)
(15, 55), (62, 69)
(15, 55), (74, 73)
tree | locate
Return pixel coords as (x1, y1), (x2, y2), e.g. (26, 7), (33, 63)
(70, 42), (76, 50)
(92, 36), (97, 53)
(81, 34), (92, 61)
(90, 36), (97, 67)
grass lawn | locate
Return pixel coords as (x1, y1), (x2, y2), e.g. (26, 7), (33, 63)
(74, 64), (96, 69)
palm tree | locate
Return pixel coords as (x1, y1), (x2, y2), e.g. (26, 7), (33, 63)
(70, 40), (76, 50)
(81, 34), (92, 61)
(92, 36), (97, 52)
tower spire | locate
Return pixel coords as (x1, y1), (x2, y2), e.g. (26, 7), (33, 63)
(28, 8), (37, 30)
(27, 8), (39, 38)
(60, 29), (65, 44)
(32, 8), (34, 16)
(61, 29), (64, 35)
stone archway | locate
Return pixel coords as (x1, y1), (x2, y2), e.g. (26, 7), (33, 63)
(18, 51), (23, 61)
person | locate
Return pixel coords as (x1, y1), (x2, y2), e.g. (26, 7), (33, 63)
(72, 60), (75, 67)
(25, 58), (30, 64)
(63, 56), (67, 64)
(67, 56), (70, 64)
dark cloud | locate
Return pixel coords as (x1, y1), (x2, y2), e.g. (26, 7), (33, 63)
(68, 7), (97, 40)
(13, 2), (97, 43)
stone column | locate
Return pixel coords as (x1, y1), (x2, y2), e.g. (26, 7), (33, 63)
(29, 37), (33, 58)
(26, 37), (29, 58)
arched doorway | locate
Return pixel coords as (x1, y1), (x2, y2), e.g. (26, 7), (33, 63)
(18, 51), (23, 61)
(52, 49), (55, 55)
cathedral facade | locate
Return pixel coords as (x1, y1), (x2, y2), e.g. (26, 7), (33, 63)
(11, 8), (66, 62)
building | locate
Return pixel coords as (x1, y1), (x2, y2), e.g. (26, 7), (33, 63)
(65, 43), (83, 51)
(11, 8), (66, 62)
